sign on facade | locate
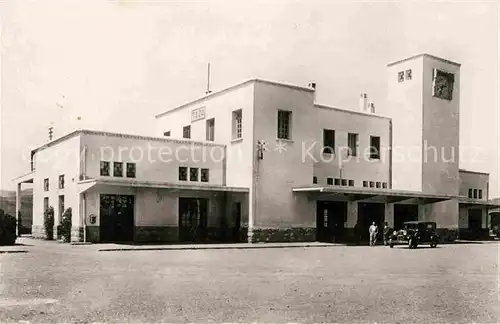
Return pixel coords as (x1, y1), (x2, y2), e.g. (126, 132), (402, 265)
(191, 107), (206, 122)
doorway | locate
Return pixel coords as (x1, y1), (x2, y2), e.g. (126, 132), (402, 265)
(100, 194), (135, 242)
(356, 203), (385, 243)
(233, 202), (241, 242)
(316, 201), (347, 242)
(468, 209), (483, 239)
(178, 198), (208, 242)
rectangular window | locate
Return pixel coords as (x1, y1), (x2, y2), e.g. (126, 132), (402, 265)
(232, 110), (242, 139)
(341, 179), (348, 186)
(183, 125), (191, 139)
(44, 197), (49, 212)
(369, 181), (375, 188)
(334, 178), (341, 186)
(163, 131), (171, 137)
(201, 168), (209, 182)
(58, 175), (64, 189)
(206, 118), (215, 141)
(100, 161), (110, 176)
(323, 129), (335, 154)
(382, 182), (388, 189)
(113, 162), (123, 177)
(59, 195), (65, 218)
(313, 176), (318, 184)
(363, 181), (368, 188)
(406, 69), (412, 80)
(348, 180), (354, 187)
(327, 177), (333, 185)
(178, 167), (188, 181)
(126, 163), (136, 178)
(44, 178), (49, 192)
(398, 71), (404, 83)
(277, 110), (292, 140)
(473, 189), (478, 199)
(478, 189), (483, 199)
(348, 133), (358, 156)
(376, 182), (381, 188)
(468, 189), (473, 198)
(190, 168), (199, 181)
(370, 136), (381, 160)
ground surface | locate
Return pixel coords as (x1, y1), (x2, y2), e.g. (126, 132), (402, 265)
(1, 238), (499, 323)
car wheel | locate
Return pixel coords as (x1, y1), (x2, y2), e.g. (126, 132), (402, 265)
(389, 243), (394, 248)
(430, 242), (437, 248)
(408, 238), (414, 249)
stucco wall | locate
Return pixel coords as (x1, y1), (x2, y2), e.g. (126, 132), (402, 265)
(459, 170), (489, 199)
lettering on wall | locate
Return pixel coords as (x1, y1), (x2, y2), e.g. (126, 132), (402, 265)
(191, 107), (206, 122)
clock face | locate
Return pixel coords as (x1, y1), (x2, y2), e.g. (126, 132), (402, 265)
(433, 69), (454, 100)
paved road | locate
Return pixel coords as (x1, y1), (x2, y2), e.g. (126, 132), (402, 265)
(1, 239), (499, 323)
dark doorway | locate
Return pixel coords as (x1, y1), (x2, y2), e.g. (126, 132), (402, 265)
(356, 203), (385, 243)
(316, 201), (347, 242)
(394, 204), (418, 230)
(178, 197), (208, 242)
(468, 209), (483, 239)
(100, 194), (135, 242)
(233, 202), (241, 242)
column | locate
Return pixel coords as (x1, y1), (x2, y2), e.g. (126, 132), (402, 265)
(384, 203), (394, 228)
(345, 201), (358, 241)
(15, 183), (21, 236)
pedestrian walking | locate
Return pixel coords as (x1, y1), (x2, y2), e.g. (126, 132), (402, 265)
(369, 222), (378, 246)
(383, 222), (391, 246)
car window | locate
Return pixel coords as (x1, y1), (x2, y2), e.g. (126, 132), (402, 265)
(427, 224), (433, 229)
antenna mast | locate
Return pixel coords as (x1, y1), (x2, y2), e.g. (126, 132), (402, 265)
(205, 63), (212, 95)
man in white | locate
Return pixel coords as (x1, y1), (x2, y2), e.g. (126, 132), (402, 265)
(369, 222), (378, 246)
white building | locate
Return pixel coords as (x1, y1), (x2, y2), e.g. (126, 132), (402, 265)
(14, 53), (499, 243)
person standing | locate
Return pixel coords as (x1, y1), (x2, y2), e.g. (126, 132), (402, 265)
(369, 222), (378, 246)
(383, 222), (391, 246)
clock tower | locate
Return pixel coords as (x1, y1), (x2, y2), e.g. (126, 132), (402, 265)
(385, 53), (460, 227)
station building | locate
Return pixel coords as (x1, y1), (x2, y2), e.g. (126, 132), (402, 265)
(14, 53), (500, 243)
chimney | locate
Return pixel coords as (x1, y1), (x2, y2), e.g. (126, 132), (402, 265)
(368, 102), (375, 113)
(359, 93), (368, 112)
(309, 82), (317, 102)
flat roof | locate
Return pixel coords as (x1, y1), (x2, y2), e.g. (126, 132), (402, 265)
(154, 78), (315, 119)
(387, 53), (461, 67)
(459, 169), (490, 176)
(30, 129), (225, 155)
(314, 104), (391, 121)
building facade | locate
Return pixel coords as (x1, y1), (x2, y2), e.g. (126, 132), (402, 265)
(14, 53), (499, 243)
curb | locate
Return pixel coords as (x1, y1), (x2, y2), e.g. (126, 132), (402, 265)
(98, 243), (338, 252)
(0, 250), (28, 254)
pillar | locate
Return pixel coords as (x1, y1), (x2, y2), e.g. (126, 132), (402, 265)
(15, 183), (21, 236)
(384, 203), (394, 227)
(345, 201), (358, 228)
(247, 188), (254, 243)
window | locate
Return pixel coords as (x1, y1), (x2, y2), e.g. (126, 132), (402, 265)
(348, 133), (358, 156)
(363, 181), (368, 187)
(59, 195), (65, 218)
(163, 131), (171, 137)
(327, 177), (333, 185)
(382, 182), (388, 189)
(376, 182), (381, 188)
(348, 180), (354, 187)
(100, 161), (110, 176)
(341, 179), (348, 186)
(206, 118), (215, 141)
(370, 136), (381, 160)
(468, 189), (473, 198)
(232, 110), (242, 139)
(183, 125), (191, 139)
(58, 175), (64, 189)
(334, 178), (341, 186)
(44, 197), (49, 212)
(277, 110), (292, 140)
(126, 163), (136, 178)
(178, 167), (188, 181)
(44, 178), (49, 191)
(369, 181), (375, 188)
(190, 167), (199, 181)
(478, 189), (483, 199)
(201, 168), (209, 182)
(113, 162), (123, 177)
(313, 176), (318, 184)
(323, 129), (335, 154)
(406, 69), (412, 80)
(398, 71), (405, 82)
(473, 189), (478, 199)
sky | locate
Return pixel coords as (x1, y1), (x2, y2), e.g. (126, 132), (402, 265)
(0, 0), (499, 197)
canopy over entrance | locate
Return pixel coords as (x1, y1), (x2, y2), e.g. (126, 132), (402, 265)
(458, 197), (500, 209)
(292, 186), (456, 204)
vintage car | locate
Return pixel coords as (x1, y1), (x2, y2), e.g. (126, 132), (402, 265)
(389, 221), (440, 249)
